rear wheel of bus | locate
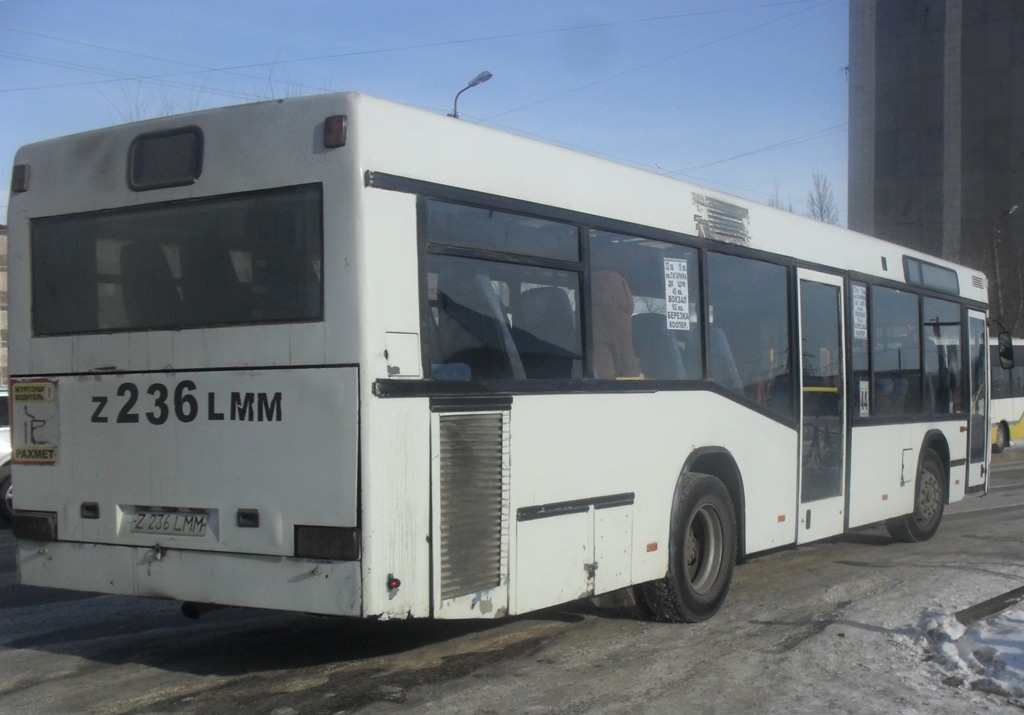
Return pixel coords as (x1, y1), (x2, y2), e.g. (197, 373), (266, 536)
(638, 473), (737, 622)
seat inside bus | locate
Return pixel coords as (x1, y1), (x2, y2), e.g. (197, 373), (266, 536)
(120, 241), (187, 327)
(514, 286), (580, 379)
(435, 270), (524, 380)
(632, 312), (687, 379)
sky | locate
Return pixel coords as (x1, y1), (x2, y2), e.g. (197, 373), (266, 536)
(0, 0), (850, 226)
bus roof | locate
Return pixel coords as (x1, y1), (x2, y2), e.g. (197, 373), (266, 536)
(10, 91), (987, 304)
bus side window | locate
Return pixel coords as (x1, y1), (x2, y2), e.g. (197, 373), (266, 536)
(588, 231), (702, 381)
(706, 252), (790, 416)
(870, 286), (922, 416)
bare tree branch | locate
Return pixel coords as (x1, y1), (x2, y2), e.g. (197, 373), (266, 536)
(807, 171), (839, 225)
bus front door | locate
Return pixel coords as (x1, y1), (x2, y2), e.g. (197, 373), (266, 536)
(797, 269), (847, 543)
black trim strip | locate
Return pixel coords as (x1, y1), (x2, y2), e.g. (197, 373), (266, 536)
(965, 483), (987, 495)
(517, 492), (635, 522)
(950, 458), (967, 468)
(377, 378), (800, 430)
(430, 396), (513, 413)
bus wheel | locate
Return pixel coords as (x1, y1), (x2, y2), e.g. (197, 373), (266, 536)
(885, 448), (945, 543)
(0, 467), (11, 526)
(994, 423), (1010, 453)
(637, 473), (737, 622)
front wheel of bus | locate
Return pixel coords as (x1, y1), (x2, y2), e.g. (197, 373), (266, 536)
(885, 448), (945, 543)
(637, 473), (737, 623)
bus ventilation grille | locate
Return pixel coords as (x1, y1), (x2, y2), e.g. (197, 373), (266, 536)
(692, 193), (751, 246)
(438, 411), (510, 601)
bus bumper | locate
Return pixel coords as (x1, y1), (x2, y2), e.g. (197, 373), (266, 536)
(16, 539), (362, 616)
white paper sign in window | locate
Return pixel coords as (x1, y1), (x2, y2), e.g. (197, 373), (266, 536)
(852, 283), (868, 340)
(664, 258), (691, 331)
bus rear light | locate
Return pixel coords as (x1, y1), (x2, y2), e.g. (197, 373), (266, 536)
(11, 163), (29, 192)
(323, 115), (348, 148)
(12, 510), (58, 542)
(387, 575), (401, 591)
(294, 525), (359, 560)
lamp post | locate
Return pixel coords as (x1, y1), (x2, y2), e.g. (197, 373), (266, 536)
(448, 71), (492, 119)
(992, 204), (1021, 332)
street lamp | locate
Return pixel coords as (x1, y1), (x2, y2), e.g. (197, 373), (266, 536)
(991, 203), (1021, 332)
(448, 71), (493, 119)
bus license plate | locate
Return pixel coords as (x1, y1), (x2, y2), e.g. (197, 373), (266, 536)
(131, 510), (209, 537)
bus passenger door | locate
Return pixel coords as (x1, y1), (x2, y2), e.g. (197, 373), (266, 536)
(966, 312), (989, 491)
(797, 270), (847, 543)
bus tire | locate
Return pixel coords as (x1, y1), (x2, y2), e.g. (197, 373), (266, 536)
(994, 422), (1009, 453)
(885, 448), (945, 543)
(0, 465), (11, 526)
(637, 473), (737, 622)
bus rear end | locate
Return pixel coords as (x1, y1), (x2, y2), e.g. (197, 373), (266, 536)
(7, 97), (366, 616)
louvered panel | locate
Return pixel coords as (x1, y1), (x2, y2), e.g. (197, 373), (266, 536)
(438, 412), (509, 600)
(692, 193), (751, 246)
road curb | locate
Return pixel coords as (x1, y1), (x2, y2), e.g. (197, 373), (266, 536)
(955, 584), (1024, 626)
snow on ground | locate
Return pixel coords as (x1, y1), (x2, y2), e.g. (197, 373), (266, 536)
(920, 607), (1024, 706)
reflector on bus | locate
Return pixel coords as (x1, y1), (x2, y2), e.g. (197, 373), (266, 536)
(323, 115), (348, 148)
(11, 163), (29, 193)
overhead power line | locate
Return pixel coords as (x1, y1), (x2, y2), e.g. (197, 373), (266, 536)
(484, 0), (837, 121)
(0, 1), (825, 95)
(666, 123), (849, 176)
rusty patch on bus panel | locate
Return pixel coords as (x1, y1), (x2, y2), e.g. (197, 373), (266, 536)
(692, 193), (751, 246)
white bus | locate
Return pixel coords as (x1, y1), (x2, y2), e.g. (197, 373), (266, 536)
(991, 337), (1024, 452)
(6, 93), (995, 623)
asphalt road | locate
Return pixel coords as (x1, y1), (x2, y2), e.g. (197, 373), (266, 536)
(2, 452), (1024, 714)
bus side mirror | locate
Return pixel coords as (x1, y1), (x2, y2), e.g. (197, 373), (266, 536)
(998, 331), (1014, 370)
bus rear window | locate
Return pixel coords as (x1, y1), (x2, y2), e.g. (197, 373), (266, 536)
(30, 184), (323, 335)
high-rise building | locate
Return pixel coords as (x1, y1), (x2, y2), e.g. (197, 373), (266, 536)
(849, 0), (1024, 332)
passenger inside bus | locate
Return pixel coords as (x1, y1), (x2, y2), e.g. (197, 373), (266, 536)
(592, 270), (643, 379)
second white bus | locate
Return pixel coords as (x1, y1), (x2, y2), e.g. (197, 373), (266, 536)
(991, 337), (1024, 452)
